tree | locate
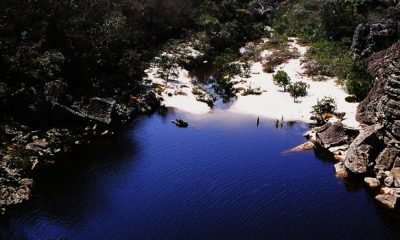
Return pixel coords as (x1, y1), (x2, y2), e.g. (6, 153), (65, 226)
(311, 96), (337, 123)
(287, 81), (309, 102)
(155, 54), (179, 84)
(273, 70), (291, 92)
(241, 58), (252, 78)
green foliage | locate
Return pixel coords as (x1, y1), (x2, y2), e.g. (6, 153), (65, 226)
(241, 59), (252, 78)
(345, 60), (373, 101)
(213, 49), (242, 102)
(242, 85), (262, 96)
(273, 70), (291, 92)
(287, 81), (309, 102)
(311, 96), (337, 123)
(155, 54), (179, 84)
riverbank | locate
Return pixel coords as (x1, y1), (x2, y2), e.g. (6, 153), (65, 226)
(147, 38), (360, 129)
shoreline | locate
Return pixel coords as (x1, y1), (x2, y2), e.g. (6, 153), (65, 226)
(147, 38), (360, 129)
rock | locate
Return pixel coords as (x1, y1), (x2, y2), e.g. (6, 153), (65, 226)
(381, 187), (393, 195)
(377, 169), (388, 180)
(171, 118), (189, 128)
(391, 167), (400, 187)
(385, 176), (394, 187)
(375, 147), (400, 170)
(329, 144), (349, 153)
(334, 162), (348, 178)
(375, 194), (397, 209)
(291, 141), (315, 151)
(364, 177), (381, 188)
(50, 102), (87, 126)
(316, 122), (347, 148)
(345, 124), (384, 174)
(85, 98), (116, 125)
(351, 19), (398, 59)
(393, 156), (400, 168)
(357, 41), (400, 125)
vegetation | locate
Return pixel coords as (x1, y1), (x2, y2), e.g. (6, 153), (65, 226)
(273, 70), (291, 92)
(311, 96), (337, 123)
(271, 0), (375, 101)
(155, 54), (179, 84)
(287, 81), (309, 103)
(0, 0), (278, 113)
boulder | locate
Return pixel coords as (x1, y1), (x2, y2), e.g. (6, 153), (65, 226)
(345, 124), (384, 174)
(375, 194), (397, 209)
(316, 122), (347, 148)
(364, 177), (381, 188)
(381, 187), (393, 195)
(50, 102), (87, 126)
(375, 147), (400, 170)
(334, 162), (348, 178)
(85, 98), (116, 125)
(385, 176), (394, 187)
(391, 167), (400, 187)
(351, 19), (398, 59)
(291, 141), (315, 151)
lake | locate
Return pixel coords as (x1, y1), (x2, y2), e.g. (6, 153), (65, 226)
(1, 109), (400, 240)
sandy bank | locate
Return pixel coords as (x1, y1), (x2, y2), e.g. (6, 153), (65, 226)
(146, 38), (360, 129)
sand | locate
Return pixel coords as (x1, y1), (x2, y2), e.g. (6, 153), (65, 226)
(146, 37), (360, 129)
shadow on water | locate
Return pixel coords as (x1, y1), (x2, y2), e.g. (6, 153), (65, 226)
(0, 119), (143, 240)
(2, 111), (400, 239)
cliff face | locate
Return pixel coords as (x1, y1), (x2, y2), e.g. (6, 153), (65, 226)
(345, 4), (400, 175)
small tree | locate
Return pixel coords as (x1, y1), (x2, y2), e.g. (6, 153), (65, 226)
(311, 96), (337, 124)
(155, 54), (179, 84)
(273, 70), (291, 92)
(287, 81), (309, 102)
(241, 59), (252, 78)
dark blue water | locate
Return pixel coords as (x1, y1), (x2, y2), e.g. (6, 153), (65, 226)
(2, 110), (400, 240)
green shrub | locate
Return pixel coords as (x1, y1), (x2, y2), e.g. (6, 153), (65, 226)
(273, 70), (291, 92)
(288, 81), (309, 102)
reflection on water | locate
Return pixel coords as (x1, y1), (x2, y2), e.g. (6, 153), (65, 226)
(1, 110), (400, 240)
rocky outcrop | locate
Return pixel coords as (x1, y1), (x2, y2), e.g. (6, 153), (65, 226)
(357, 42), (400, 124)
(347, 17), (400, 206)
(344, 124), (384, 174)
(316, 122), (348, 148)
(351, 19), (398, 59)
(84, 98), (116, 125)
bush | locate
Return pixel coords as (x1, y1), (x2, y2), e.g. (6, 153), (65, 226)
(345, 60), (373, 101)
(311, 96), (337, 117)
(287, 81), (309, 102)
(273, 70), (291, 92)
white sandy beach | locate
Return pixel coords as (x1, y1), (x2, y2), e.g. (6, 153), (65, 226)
(146, 38), (360, 129)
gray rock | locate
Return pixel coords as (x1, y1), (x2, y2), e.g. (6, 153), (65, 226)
(334, 162), (348, 178)
(375, 147), (400, 170)
(364, 177), (381, 188)
(50, 102), (87, 125)
(375, 194), (397, 209)
(385, 176), (394, 187)
(85, 98), (116, 125)
(316, 122), (347, 148)
(391, 168), (400, 187)
(345, 124), (384, 174)
(351, 19), (398, 59)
